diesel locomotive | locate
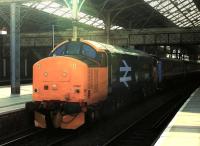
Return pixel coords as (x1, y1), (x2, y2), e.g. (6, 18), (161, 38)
(26, 40), (200, 129)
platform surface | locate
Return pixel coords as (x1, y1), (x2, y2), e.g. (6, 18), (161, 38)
(154, 87), (200, 146)
(0, 84), (32, 114)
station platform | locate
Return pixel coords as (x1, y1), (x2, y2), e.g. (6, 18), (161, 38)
(0, 84), (32, 114)
(154, 87), (200, 146)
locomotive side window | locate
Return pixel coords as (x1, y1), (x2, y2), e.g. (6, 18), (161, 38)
(97, 52), (107, 67)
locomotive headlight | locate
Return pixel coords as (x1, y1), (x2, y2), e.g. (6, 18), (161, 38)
(63, 72), (67, 77)
(52, 84), (57, 90)
(44, 72), (48, 77)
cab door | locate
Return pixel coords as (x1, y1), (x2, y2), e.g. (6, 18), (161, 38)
(87, 51), (109, 104)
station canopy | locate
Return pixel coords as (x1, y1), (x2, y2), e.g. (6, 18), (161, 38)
(144, 0), (200, 27)
(23, 1), (123, 30)
(1, 0), (200, 31)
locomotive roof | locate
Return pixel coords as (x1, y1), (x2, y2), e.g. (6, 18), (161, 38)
(83, 40), (150, 57)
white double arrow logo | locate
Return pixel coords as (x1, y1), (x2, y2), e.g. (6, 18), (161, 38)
(120, 60), (132, 87)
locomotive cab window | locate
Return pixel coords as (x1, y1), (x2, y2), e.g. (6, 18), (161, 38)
(50, 42), (97, 59)
(51, 44), (66, 56)
(64, 42), (81, 55)
(50, 42), (107, 67)
(50, 42), (81, 56)
(82, 44), (97, 59)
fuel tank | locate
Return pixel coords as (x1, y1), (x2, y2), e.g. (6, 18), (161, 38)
(32, 56), (88, 102)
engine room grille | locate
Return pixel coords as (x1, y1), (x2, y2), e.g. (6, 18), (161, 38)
(88, 68), (98, 93)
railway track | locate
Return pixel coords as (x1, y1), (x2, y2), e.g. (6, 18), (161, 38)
(102, 88), (192, 146)
(0, 127), (78, 146)
(45, 86), (194, 146)
(0, 84), (197, 146)
(0, 128), (45, 146)
(46, 131), (77, 146)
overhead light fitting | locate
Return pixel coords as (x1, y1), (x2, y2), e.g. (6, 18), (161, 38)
(0, 30), (7, 35)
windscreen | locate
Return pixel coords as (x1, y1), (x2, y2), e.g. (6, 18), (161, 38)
(50, 42), (81, 56)
(49, 41), (107, 67)
(50, 42), (97, 59)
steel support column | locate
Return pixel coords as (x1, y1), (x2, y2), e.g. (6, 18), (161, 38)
(0, 36), (2, 80)
(52, 24), (55, 48)
(10, 3), (20, 95)
(128, 21), (132, 29)
(105, 12), (111, 44)
(72, 0), (78, 41)
(0, 36), (3, 59)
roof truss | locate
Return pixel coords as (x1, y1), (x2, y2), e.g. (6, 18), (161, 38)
(22, 0), (123, 30)
(144, 0), (200, 27)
